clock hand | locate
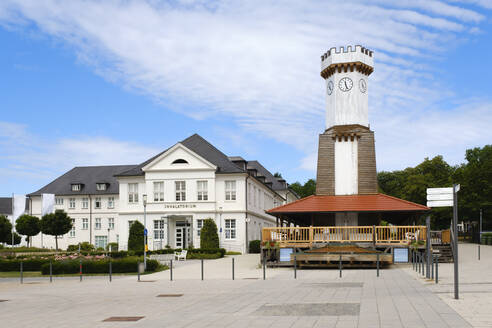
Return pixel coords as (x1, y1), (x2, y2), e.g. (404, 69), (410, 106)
(344, 81), (348, 89)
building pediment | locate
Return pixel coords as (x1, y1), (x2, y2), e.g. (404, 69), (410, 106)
(142, 143), (217, 172)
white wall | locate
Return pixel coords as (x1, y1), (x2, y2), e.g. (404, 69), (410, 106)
(335, 138), (358, 195)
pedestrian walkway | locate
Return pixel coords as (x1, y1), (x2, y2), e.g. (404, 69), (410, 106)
(403, 243), (492, 328)
(0, 254), (471, 328)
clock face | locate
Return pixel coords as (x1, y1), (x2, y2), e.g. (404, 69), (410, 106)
(338, 77), (353, 92)
(327, 80), (334, 95)
(359, 79), (367, 93)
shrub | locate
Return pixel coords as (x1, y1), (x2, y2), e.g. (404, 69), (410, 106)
(187, 248), (226, 258)
(200, 218), (219, 249)
(40, 258), (160, 275)
(249, 240), (261, 253)
(187, 252), (221, 259)
(0, 258), (49, 271)
(226, 251), (242, 255)
(107, 242), (118, 251)
(128, 221), (144, 252)
(67, 242), (95, 252)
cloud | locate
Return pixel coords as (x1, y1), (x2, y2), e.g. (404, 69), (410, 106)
(0, 0), (490, 180)
(0, 121), (159, 184)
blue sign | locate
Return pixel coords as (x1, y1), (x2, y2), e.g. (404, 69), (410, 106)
(394, 248), (409, 263)
(144, 228), (148, 236)
(279, 248), (293, 262)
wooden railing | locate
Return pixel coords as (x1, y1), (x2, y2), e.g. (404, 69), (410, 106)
(262, 225), (427, 246)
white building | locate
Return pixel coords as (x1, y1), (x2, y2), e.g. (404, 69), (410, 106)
(28, 134), (298, 253)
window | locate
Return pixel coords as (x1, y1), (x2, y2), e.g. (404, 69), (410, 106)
(154, 220), (165, 240)
(82, 218), (88, 230)
(225, 181), (236, 201)
(153, 182), (164, 202)
(69, 198), (76, 209)
(95, 197), (101, 209)
(69, 219), (76, 237)
(107, 197), (115, 209)
(82, 198), (88, 209)
(96, 183), (107, 191)
(175, 181), (186, 201)
(108, 218), (114, 230)
(225, 219), (236, 239)
(172, 159), (188, 164)
(128, 183), (139, 203)
(95, 236), (108, 249)
(71, 184), (81, 191)
(197, 181), (208, 201)
(95, 218), (101, 230)
(197, 219), (204, 236)
(55, 197), (63, 205)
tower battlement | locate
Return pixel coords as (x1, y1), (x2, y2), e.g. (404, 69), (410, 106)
(320, 45), (374, 78)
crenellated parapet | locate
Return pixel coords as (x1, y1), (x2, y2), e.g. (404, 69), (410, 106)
(320, 45), (374, 79)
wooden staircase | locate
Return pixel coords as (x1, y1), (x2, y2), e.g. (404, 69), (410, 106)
(433, 244), (453, 263)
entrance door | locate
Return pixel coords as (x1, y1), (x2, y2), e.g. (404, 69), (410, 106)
(175, 227), (184, 249)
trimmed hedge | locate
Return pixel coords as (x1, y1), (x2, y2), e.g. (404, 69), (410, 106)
(187, 252), (221, 259)
(0, 259), (49, 271)
(40, 258), (159, 275)
(249, 240), (261, 253)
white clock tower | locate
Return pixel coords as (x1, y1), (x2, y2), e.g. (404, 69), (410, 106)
(321, 45), (374, 129)
(316, 45), (378, 213)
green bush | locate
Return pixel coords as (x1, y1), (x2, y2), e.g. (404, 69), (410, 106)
(188, 248), (226, 258)
(0, 258), (49, 271)
(67, 242), (95, 252)
(226, 251), (242, 255)
(128, 221), (144, 252)
(249, 240), (261, 253)
(40, 258), (160, 275)
(200, 218), (219, 249)
(187, 252), (221, 259)
(0, 246), (54, 253)
(107, 242), (118, 251)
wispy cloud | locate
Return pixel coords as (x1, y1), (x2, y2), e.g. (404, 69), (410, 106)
(0, 0), (490, 181)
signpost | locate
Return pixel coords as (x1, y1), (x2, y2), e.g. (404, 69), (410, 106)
(426, 185), (460, 299)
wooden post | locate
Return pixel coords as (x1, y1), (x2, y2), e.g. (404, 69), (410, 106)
(372, 225), (376, 247)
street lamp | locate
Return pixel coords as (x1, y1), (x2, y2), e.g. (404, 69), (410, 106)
(107, 228), (110, 253)
(143, 194), (147, 270)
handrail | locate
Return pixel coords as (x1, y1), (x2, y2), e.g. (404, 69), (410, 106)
(262, 225), (427, 245)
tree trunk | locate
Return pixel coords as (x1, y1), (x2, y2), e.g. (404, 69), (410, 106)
(55, 235), (58, 251)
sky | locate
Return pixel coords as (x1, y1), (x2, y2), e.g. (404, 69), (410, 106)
(1, 0), (492, 196)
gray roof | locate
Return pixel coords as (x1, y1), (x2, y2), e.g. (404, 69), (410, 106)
(29, 165), (136, 196)
(116, 134), (243, 177)
(0, 197), (12, 215)
(246, 161), (287, 191)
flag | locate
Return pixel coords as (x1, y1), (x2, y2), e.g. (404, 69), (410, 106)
(41, 193), (55, 216)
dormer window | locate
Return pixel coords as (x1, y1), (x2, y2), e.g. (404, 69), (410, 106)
(172, 159), (188, 164)
(96, 183), (107, 191)
(71, 184), (81, 191)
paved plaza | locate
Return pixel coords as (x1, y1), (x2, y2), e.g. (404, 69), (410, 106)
(1, 246), (490, 327)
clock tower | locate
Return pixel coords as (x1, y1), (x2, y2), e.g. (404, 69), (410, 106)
(316, 45), (378, 210)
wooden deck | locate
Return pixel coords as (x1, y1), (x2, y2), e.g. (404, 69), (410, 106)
(262, 225), (427, 248)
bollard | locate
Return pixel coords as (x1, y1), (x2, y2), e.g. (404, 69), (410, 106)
(137, 261), (140, 282)
(170, 259), (173, 281)
(294, 255), (297, 279)
(109, 258), (112, 282)
(339, 255), (342, 278)
(232, 258), (234, 280)
(418, 254), (421, 274)
(263, 256), (266, 280)
(79, 258), (82, 282)
(478, 244), (480, 261)
(50, 260), (53, 283)
(201, 259), (204, 281)
(435, 256), (439, 284)
(431, 254), (434, 280)
(377, 253), (380, 277)
(20, 261), (23, 284)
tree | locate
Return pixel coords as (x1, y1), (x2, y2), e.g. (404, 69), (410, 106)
(290, 179), (316, 198)
(5, 232), (21, 245)
(128, 221), (144, 252)
(0, 215), (13, 244)
(15, 214), (40, 247)
(40, 210), (72, 251)
(273, 172), (283, 178)
(200, 218), (219, 249)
